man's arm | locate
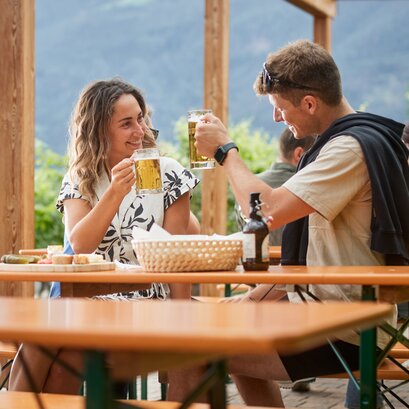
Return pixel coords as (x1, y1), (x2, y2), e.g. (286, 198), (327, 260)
(195, 114), (314, 229)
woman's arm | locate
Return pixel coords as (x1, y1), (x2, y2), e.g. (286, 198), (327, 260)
(64, 159), (135, 254)
(162, 191), (193, 299)
(187, 211), (200, 234)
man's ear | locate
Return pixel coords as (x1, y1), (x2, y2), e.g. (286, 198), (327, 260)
(301, 95), (318, 115)
(292, 146), (305, 165)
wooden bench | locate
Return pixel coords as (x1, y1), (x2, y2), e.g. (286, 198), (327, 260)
(0, 391), (287, 409)
(0, 342), (17, 389)
(324, 358), (409, 380)
(0, 342), (17, 359)
(388, 342), (409, 359)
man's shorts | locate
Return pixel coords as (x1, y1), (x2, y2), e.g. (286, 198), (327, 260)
(279, 339), (360, 381)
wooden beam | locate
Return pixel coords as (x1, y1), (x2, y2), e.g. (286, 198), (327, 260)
(314, 15), (332, 52)
(0, 0), (35, 297)
(287, 0), (336, 18)
(202, 0), (230, 235)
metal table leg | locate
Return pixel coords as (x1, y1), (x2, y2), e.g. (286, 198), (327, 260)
(85, 350), (113, 409)
(360, 285), (378, 409)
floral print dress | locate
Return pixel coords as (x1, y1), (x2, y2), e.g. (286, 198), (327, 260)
(56, 156), (199, 300)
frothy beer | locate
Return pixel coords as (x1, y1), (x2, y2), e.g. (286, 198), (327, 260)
(188, 109), (215, 169)
(133, 148), (163, 194)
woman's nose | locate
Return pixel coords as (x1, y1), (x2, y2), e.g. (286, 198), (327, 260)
(134, 122), (145, 137)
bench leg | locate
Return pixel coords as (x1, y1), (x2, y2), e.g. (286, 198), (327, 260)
(85, 350), (113, 409)
(178, 360), (227, 409)
(360, 285), (378, 409)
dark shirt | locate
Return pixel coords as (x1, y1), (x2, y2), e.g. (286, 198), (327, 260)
(281, 112), (409, 266)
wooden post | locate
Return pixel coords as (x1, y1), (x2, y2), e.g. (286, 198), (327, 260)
(287, 1), (335, 52)
(287, 0), (336, 19)
(200, 0), (229, 296)
(0, 0), (35, 297)
(314, 15), (332, 52)
(202, 0), (230, 236)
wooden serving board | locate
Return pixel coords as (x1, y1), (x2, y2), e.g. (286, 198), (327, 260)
(0, 262), (116, 272)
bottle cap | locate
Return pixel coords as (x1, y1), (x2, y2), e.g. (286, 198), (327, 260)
(249, 192), (261, 201)
(249, 192), (262, 211)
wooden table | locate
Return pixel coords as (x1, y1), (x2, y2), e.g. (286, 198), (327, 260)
(0, 264), (408, 408)
(0, 264), (409, 295)
(268, 245), (281, 265)
(0, 296), (392, 409)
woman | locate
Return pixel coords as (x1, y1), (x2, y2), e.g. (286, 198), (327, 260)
(9, 78), (200, 398)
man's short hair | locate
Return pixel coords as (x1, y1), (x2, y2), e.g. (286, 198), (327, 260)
(253, 40), (343, 107)
(280, 128), (315, 161)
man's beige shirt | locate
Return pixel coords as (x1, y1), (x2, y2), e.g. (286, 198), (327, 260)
(283, 135), (395, 347)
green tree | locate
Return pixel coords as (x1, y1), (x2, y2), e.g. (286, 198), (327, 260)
(159, 117), (278, 233)
(35, 140), (67, 248)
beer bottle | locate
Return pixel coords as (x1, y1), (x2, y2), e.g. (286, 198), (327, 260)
(242, 192), (269, 271)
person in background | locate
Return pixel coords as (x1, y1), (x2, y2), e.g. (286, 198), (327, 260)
(194, 39), (409, 407)
(236, 128), (315, 246)
(9, 78), (201, 401)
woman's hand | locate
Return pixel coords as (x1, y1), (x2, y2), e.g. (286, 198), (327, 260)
(110, 158), (135, 197)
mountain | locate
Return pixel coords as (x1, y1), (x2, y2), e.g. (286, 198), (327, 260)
(35, 0), (409, 153)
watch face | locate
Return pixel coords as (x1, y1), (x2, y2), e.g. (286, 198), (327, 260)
(215, 147), (225, 165)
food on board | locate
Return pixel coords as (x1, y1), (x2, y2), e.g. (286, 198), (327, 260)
(1, 255), (41, 264)
(1, 251), (106, 265)
(47, 245), (64, 256)
(73, 254), (105, 264)
(51, 254), (74, 264)
(38, 258), (53, 264)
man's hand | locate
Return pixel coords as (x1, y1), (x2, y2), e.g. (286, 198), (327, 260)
(195, 113), (231, 158)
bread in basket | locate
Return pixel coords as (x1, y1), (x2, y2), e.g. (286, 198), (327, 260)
(132, 237), (242, 272)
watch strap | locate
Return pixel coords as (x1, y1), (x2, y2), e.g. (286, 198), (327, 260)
(215, 142), (239, 166)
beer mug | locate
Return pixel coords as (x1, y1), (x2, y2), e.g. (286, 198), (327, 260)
(132, 148), (163, 194)
(188, 109), (216, 169)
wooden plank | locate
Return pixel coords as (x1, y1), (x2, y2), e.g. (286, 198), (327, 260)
(0, 262), (116, 272)
(325, 359), (409, 380)
(19, 248), (47, 256)
(287, 0), (337, 18)
(202, 0), (229, 236)
(0, 392), (286, 409)
(0, 298), (392, 354)
(60, 282), (151, 298)
(314, 15), (332, 52)
(0, 0), (35, 297)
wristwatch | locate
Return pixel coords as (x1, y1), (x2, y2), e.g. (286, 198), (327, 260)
(214, 142), (239, 166)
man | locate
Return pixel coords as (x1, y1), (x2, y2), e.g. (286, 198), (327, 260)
(195, 40), (409, 407)
(236, 128), (315, 246)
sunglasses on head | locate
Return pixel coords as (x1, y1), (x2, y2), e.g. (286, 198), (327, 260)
(149, 128), (159, 140)
(262, 62), (319, 91)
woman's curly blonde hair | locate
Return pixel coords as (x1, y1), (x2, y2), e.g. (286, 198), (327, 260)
(67, 78), (157, 199)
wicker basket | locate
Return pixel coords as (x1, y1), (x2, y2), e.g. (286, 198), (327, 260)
(132, 238), (242, 272)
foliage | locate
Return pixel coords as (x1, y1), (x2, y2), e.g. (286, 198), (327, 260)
(34, 140), (67, 248)
(34, 118), (277, 246)
(159, 117), (278, 234)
